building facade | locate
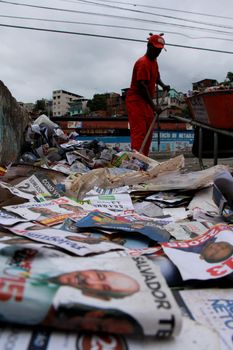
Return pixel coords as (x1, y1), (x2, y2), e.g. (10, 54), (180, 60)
(157, 88), (186, 118)
(68, 98), (89, 116)
(52, 90), (83, 117)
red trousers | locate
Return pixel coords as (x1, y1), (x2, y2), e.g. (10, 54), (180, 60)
(126, 98), (154, 156)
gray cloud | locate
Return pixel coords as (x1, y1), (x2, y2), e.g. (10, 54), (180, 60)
(0, 0), (232, 102)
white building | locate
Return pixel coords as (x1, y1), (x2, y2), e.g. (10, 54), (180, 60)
(52, 90), (83, 117)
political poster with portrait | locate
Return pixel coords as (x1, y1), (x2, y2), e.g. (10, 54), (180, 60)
(76, 211), (171, 242)
(0, 173), (62, 203)
(60, 218), (151, 251)
(0, 245), (182, 337)
(6, 222), (126, 256)
(15, 172), (62, 202)
(161, 224), (233, 280)
(3, 197), (90, 226)
(0, 229), (44, 247)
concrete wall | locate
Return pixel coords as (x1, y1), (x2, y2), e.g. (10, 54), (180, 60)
(0, 80), (29, 164)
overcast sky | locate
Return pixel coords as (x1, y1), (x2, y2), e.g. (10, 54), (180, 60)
(0, 0), (232, 102)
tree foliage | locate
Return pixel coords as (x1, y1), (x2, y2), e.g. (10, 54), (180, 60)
(226, 71), (233, 82)
(87, 94), (108, 111)
(33, 99), (51, 116)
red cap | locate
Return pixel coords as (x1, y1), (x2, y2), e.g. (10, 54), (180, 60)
(147, 34), (165, 49)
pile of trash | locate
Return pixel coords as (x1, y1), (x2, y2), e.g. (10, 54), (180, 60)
(19, 114), (153, 172)
(0, 115), (232, 349)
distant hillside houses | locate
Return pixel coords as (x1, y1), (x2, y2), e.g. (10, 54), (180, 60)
(192, 79), (218, 92)
(19, 86), (192, 119)
(157, 88), (186, 118)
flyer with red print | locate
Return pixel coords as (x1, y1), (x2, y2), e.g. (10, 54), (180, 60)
(161, 224), (233, 280)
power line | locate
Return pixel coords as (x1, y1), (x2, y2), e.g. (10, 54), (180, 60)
(90, 0), (233, 21)
(0, 22), (233, 54)
(72, 0), (233, 31)
(1, 13), (233, 42)
(1, 0), (233, 37)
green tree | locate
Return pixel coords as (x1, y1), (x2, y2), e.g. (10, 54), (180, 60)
(87, 94), (108, 111)
(33, 99), (51, 116)
(226, 72), (233, 82)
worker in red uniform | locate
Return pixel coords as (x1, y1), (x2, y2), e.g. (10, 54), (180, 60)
(126, 33), (170, 156)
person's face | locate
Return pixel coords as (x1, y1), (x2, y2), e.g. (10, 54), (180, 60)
(147, 45), (162, 59)
(6, 238), (32, 244)
(28, 225), (45, 230)
(66, 236), (101, 244)
(31, 207), (52, 215)
(201, 242), (233, 262)
(57, 270), (139, 296)
(61, 204), (81, 213)
(60, 204), (72, 211)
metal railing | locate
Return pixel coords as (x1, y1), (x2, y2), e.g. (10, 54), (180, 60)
(170, 115), (233, 169)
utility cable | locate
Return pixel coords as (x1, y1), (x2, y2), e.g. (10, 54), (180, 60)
(1, 0), (233, 37)
(73, 0), (233, 31)
(1, 13), (233, 42)
(88, 0), (233, 21)
(0, 22), (233, 54)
